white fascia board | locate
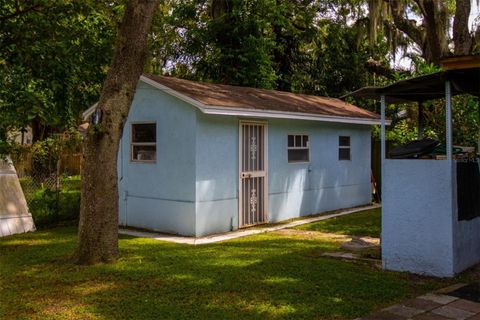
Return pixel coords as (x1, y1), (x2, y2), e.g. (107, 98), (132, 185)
(140, 75), (206, 110)
(201, 106), (390, 125)
(139, 76), (389, 126)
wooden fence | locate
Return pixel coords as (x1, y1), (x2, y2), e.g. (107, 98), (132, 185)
(13, 151), (82, 178)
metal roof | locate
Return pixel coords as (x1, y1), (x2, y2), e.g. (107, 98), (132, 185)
(343, 67), (480, 104)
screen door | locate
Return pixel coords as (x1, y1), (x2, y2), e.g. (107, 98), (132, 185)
(239, 121), (268, 227)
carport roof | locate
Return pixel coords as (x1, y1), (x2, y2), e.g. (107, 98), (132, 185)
(343, 67), (480, 104)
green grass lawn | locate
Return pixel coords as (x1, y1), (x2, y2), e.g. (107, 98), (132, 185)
(0, 225), (454, 320)
(294, 208), (382, 238)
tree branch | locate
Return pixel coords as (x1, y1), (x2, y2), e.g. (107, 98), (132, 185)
(387, 0), (425, 47)
(365, 58), (410, 80)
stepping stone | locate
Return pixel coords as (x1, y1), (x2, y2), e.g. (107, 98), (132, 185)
(447, 299), (480, 313)
(340, 236), (379, 252)
(362, 311), (409, 320)
(403, 298), (442, 311)
(383, 304), (424, 317)
(419, 293), (459, 305)
(412, 312), (453, 320)
(430, 305), (475, 320)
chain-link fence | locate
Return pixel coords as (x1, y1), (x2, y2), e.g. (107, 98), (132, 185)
(13, 150), (82, 228)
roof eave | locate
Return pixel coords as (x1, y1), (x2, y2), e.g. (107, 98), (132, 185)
(201, 105), (388, 125)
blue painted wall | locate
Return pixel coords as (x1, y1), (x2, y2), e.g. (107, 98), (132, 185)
(118, 82), (197, 236)
(195, 112), (238, 236)
(119, 81), (373, 237)
(267, 119), (371, 223)
(382, 159), (455, 277)
(194, 116), (371, 236)
(382, 159), (480, 277)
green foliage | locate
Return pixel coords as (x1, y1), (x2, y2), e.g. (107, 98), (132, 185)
(298, 21), (381, 96)
(20, 176), (81, 228)
(29, 188), (80, 228)
(421, 95), (480, 147)
(20, 131), (82, 176)
(385, 120), (419, 145)
(151, 0), (386, 95)
(0, 1), (120, 140)
(164, 0), (279, 88)
(0, 140), (26, 158)
(31, 138), (63, 171)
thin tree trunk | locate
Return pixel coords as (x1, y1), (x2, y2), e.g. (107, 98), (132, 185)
(76, 0), (159, 264)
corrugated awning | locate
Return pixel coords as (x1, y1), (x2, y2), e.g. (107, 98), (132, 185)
(343, 67), (480, 104)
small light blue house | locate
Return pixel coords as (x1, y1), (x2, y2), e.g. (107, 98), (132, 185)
(86, 74), (382, 237)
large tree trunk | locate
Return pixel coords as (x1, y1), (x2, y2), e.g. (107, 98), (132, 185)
(387, 0), (464, 65)
(389, 0), (449, 65)
(453, 0), (472, 55)
(76, 0), (159, 264)
(418, 0), (449, 65)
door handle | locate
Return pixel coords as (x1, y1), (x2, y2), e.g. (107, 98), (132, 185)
(241, 173), (251, 178)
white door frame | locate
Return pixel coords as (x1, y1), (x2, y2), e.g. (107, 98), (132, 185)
(238, 120), (268, 227)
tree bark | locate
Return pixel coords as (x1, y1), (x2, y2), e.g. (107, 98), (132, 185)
(453, 0), (472, 55)
(76, 0), (159, 264)
(389, 0), (424, 48)
(365, 58), (409, 79)
(387, 0), (451, 65)
(417, 0), (449, 64)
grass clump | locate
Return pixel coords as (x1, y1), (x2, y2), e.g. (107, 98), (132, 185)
(294, 208), (381, 238)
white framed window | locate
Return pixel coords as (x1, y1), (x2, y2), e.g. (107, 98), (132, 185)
(339, 136), (351, 160)
(131, 122), (156, 162)
(288, 134), (310, 163)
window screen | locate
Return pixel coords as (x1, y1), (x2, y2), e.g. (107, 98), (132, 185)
(288, 135), (309, 163)
(339, 136), (351, 160)
(131, 123), (156, 162)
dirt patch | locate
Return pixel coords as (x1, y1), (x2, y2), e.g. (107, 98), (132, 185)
(276, 229), (350, 239)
